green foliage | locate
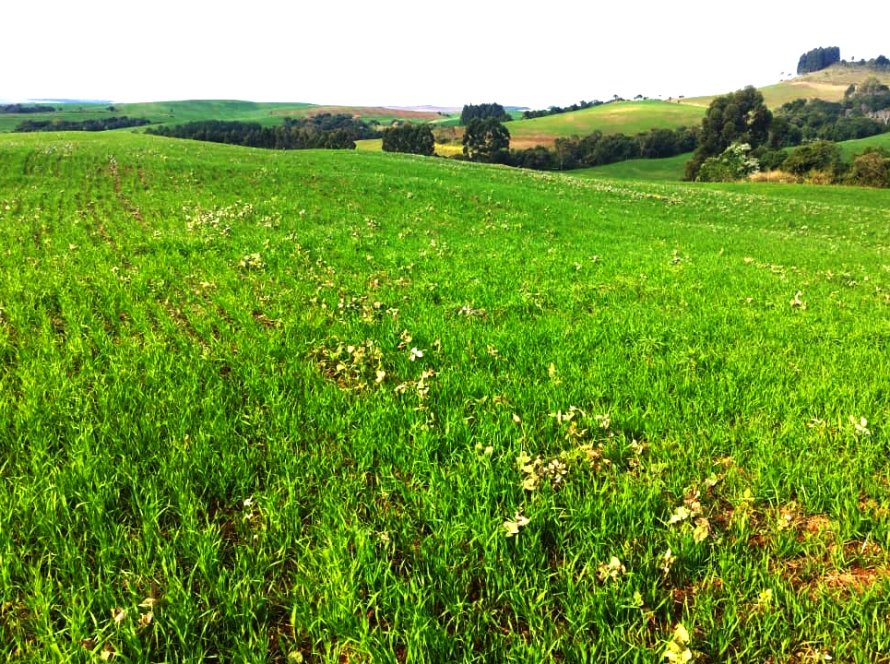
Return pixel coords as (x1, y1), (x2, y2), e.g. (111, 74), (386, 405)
(521, 100), (603, 120)
(686, 87), (772, 180)
(781, 140), (843, 178)
(797, 46), (841, 74)
(15, 116), (151, 132)
(381, 123), (435, 156)
(462, 118), (510, 162)
(696, 143), (760, 182)
(147, 119), (360, 150)
(0, 104), (57, 114)
(770, 81), (890, 148)
(847, 148), (890, 187)
(459, 103), (510, 126)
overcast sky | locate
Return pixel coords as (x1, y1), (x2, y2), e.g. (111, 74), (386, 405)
(3, 1), (887, 108)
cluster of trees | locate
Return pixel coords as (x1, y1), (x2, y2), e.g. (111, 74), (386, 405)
(684, 87), (773, 179)
(1, 104), (56, 114)
(693, 134), (890, 189)
(765, 78), (890, 146)
(457, 119), (696, 171)
(15, 116), (150, 132)
(382, 124), (434, 156)
(546, 126), (697, 170)
(462, 118), (511, 162)
(797, 47), (841, 74)
(521, 100), (603, 120)
(686, 83), (890, 181)
(460, 103), (511, 125)
(770, 100), (888, 146)
(777, 142), (889, 187)
(840, 55), (890, 68)
(282, 113), (380, 140)
(147, 120), (357, 150)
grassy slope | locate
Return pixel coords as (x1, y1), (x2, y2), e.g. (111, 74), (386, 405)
(683, 64), (890, 109)
(0, 100), (443, 133)
(505, 101), (704, 148)
(569, 153), (692, 181)
(838, 132), (890, 158)
(1, 132), (889, 661)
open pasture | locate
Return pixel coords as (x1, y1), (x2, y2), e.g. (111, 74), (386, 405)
(506, 101), (705, 149)
(1, 132), (889, 661)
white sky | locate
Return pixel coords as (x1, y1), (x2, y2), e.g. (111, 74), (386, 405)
(2, 1), (887, 108)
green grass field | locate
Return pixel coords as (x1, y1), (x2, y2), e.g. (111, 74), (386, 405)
(1, 132), (889, 662)
(505, 101), (705, 148)
(0, 101), (443, 133)
(569, 153), (692, 182)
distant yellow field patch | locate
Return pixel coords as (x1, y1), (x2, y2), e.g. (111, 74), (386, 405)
(434, 143), (463, 157)
(355, 139), (383, 152)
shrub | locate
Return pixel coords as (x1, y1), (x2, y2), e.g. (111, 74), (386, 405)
(696, 143), (760, 182)
(846, 148), (890, 187)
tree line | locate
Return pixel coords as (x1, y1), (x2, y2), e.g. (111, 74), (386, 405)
(521, 100), (603, 120)
(283, 113), (381, 140)
(382, 124), (435, 156)
(1, 104), (57, 114)
(15, 117), (150, 132)
(147, 119), (360, 150)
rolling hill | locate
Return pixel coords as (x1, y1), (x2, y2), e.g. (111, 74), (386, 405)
(682, 63), (890, 109)
(0, 100), (446, 133)
(505, 100), (704, 149)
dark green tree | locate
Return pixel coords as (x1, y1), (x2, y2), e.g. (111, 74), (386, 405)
(685, 86), (772, 180)
(797, 47), (841, 74)
(462, 118), (510, 162)
(460, 103), (511, 125)
(382, 124), (435, 156)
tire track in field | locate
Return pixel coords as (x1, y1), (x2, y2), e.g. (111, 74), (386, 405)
(107, 156), (148, 230)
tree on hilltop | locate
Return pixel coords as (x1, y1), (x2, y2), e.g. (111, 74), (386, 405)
(460, 103), (511, 125)
(797, 47), (841, 74)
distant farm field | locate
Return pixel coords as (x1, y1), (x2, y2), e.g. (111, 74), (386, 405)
(1, 132), (889, 662)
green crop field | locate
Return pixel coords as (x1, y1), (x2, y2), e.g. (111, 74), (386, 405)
(2, 132), (889, 662)
(506, 101), (705, 148)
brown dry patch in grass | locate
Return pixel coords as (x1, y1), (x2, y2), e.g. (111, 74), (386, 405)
(748, 170), (800, 184)
(772, 503), (835, 542)
(773, 538), (889, 597)
(510, 134), (558, 149)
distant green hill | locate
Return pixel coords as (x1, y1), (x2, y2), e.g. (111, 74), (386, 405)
(0, 100), (445, 133)
(506, 100), (704, 148)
